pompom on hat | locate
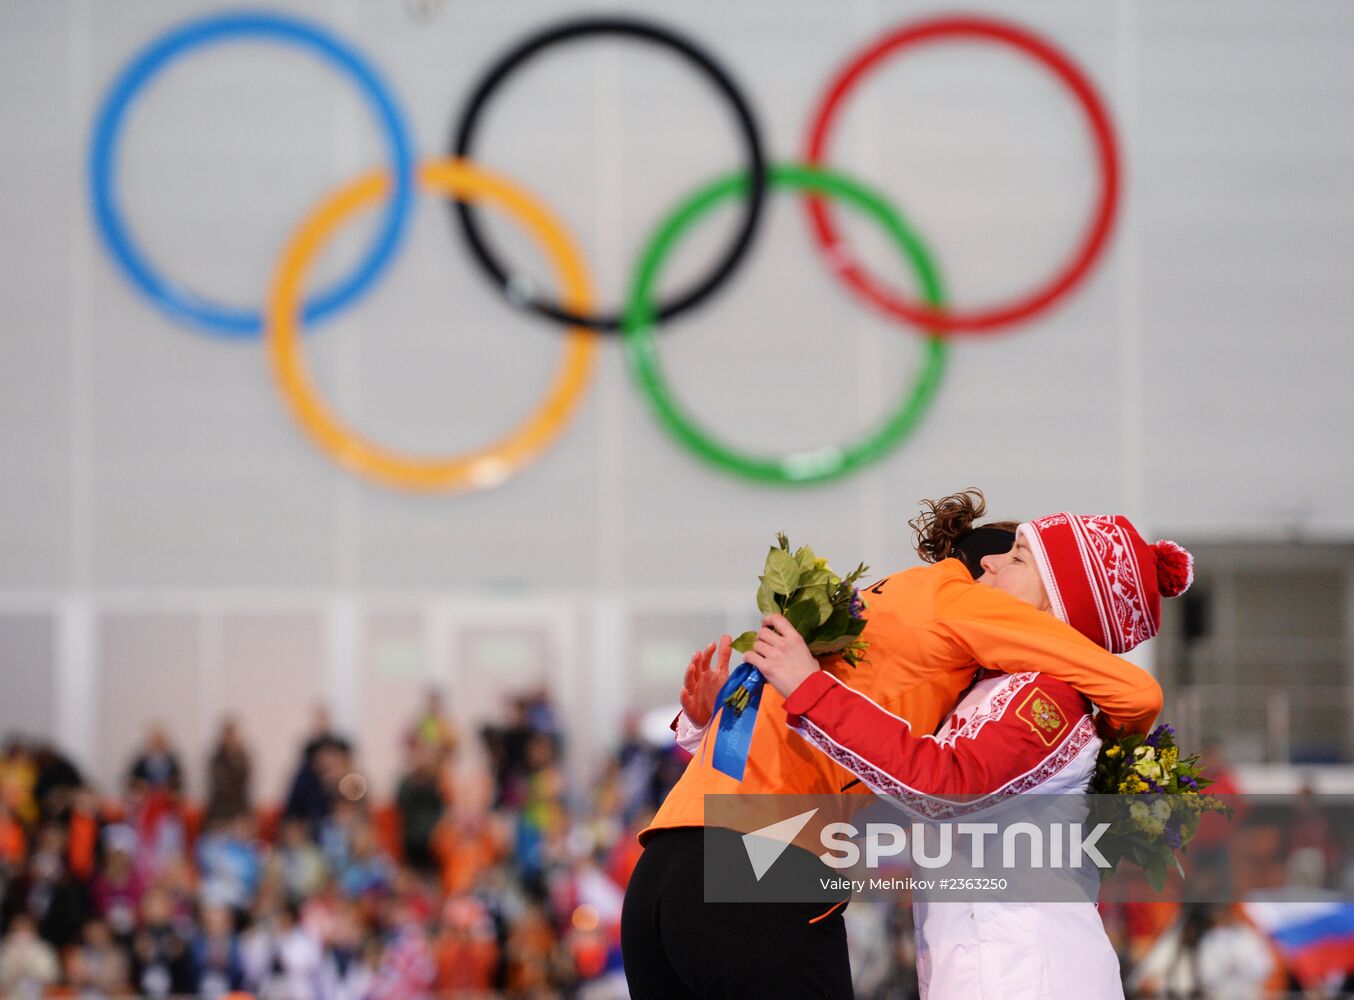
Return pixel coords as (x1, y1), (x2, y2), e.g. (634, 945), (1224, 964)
(1016, 513), (1194, 654)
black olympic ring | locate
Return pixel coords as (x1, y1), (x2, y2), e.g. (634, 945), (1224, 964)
(447, 16), (768, 333)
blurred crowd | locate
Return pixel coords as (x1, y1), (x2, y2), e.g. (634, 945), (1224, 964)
(0, 690), (685, 999)
(2, 702), (1352, 999)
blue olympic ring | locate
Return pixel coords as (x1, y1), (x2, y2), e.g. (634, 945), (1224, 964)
(88, 10), (416, 339)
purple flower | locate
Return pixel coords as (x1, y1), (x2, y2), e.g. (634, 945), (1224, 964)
(848, 588), (865, 620)
(1164, 820), (1183, 850)
(1145, 778), (1163, 793)
(1146, 724), (1175, 749)
(1181, 775), (1197, 791)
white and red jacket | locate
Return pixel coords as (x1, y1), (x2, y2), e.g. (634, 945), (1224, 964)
(782, 668), (1125, 1000)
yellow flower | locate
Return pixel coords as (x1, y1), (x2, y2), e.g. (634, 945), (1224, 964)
(1106, 746), (1123, 759)
(1119, 775), (1148, 794)
(1161, 747), (1179, 772)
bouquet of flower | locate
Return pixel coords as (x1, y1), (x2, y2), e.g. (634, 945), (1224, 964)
(1090, 723), (1231, 890)
(723, 533), (869, 714)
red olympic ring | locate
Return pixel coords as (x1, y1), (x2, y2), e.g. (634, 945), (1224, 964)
(803, 15), (1121, 335)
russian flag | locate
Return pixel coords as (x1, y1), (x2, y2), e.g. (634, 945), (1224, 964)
(1245, 898), (1354, 988)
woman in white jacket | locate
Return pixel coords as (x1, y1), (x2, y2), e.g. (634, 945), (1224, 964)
(683, 509), (1192, 998)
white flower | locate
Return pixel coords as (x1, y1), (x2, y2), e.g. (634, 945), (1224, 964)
(1133, 759), (1164, 782)
(1151, 799), (1172, 822)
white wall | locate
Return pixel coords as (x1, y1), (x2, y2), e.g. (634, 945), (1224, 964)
(1, 0), (1351, 791)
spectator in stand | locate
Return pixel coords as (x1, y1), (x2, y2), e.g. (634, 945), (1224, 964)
(317, 903), (376, 1000)
(68, 918), (131, 996)
(0, 738), (37, 827)
(91, 825), (144, 940)
(16, 823), (93, 949)
(432, 807), (506, 898)
(0, 912), (59, 998)
(126, 725), (183, 796)
(1288, 778), (1339, 878)
(611, 712), (665, 824)
(285, 707), (353, 837)
(370, 901), (437, 1000)
(303, 707), (354, 762)
(336, 818), (394, 900)
(269, 818), (329, 904)
(197, 814), (263, 912)
(395, 743), (448, 875)
(505, 900), (560, 994)
(206, 717), (253, 825)
(516, 732), (566, 898)
(407, 687), (458, 762)
(130, 886), (196, 997)
(193, 902), (246, 996)
(242, 898), (323, 999)
(433, 895), (500, 995)
(480, 697), (534, 810)
(30, 743), (82, 824)
(1129, 902), (1275, 1000)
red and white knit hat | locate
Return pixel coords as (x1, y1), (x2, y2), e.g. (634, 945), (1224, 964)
(1016, 513), (1194, 654)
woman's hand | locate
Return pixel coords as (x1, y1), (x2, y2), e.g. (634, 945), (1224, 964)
(680, 635), (732, 727)
(744, 614), (820, 698)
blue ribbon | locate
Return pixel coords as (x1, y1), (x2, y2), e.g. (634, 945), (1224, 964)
(710, 662), (765, 781)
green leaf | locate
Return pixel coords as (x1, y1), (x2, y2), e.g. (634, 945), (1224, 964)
(797, 585), (832, 623)
(756, 578), (778, 616)
(764, 548), (800, 596)
(807, 636), (853, 655)
(775, 532), (790, 551)
(794, 545), (818, 575)
(815, 606), (851, 640)
(784, 598), (822, 636)
(799, 567), (832, 588)
(1144, 853), (1168, 893)
(731, 631), (757, 653)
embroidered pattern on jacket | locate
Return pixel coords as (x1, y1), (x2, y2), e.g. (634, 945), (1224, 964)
(933, 672), (1037, 748)
(794, 713), (1098, 822)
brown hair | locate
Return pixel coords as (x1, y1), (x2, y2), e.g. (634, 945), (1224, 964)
(909, 488), (1019, 564)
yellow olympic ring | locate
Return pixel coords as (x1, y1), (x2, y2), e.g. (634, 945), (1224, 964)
(266, 158), (598, 492)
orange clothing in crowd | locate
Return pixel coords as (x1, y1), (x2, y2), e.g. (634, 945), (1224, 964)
(0, 812), (25, 866)
(67, 810), (99, 880)
(434, 932), (499, 992)
(433, 820), (505, 897)
(646, 559), (1162, 840)
(505, 915), (557, 992)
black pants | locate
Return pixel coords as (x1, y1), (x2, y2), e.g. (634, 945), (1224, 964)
(621, 828), (854, 999)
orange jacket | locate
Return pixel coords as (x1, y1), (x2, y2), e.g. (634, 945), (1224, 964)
(644, 559), (1162, 839)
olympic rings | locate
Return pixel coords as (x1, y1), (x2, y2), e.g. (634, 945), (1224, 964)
(803, 14), (1120, 334)
(89, 11), (415, 338)
(448, 16), (768, 333)
(92, 12), (1122, 491)
(622, 164), (948, 485)
(266, 158), (597, 492)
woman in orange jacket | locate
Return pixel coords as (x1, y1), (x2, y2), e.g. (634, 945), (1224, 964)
(621, 491), (1182, 999)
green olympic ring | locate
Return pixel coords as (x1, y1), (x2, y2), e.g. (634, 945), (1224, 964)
(622, 163), (948, 486)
